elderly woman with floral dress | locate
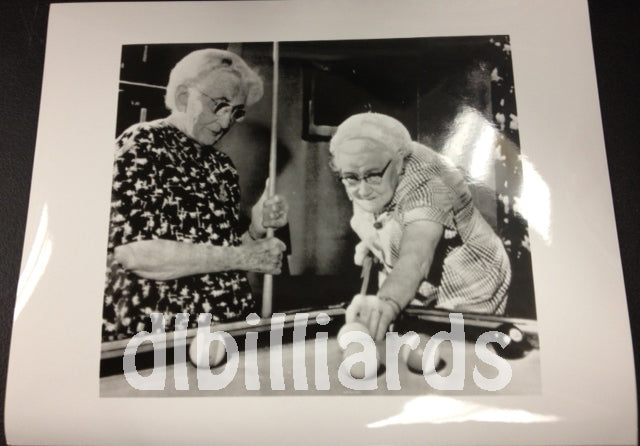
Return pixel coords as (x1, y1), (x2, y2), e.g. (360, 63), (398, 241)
(103, 49), (288, 340)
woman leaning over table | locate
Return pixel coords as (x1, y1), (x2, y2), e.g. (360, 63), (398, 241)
(329, 112), (511, 341)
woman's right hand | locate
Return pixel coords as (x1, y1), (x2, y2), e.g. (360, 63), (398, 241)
(239, 237), (286, 274)
(345, 294), (401, 342)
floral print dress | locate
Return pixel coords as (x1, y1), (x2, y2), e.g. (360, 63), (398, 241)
(102, 119), (254, 341)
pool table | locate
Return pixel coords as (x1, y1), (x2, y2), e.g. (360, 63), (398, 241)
(100, 306), (540, 397)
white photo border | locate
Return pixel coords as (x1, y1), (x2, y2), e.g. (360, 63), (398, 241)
(5, 1), (636, 444)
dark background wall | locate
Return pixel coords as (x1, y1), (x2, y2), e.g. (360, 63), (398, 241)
(1, 1), (639, 444)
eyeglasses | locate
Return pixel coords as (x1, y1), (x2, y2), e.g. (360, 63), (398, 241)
(339, 159), (393, 187)
(192, 86), (246, 122)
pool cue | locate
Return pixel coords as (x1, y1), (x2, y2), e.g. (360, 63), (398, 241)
(359, 256), (395, 335)
(261, 41), (279, 318)
(360, 255), (373, 295)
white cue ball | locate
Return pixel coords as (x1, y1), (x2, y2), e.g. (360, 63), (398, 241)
(188, 336), (227, 369)
(402, 333), (439, 374)
(337, 321), (370, 348)
(338, 322), (381, 379)
(375, 339), (387, 366)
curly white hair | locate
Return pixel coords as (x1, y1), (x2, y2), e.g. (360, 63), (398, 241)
(164, 48), (263, 111)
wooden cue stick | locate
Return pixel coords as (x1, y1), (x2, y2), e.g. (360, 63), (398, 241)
(261, 41), (279, 318)
(358, 256), (395, 334)
(360, 255), (373, 295)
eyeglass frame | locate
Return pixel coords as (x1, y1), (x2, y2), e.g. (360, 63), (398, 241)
(338, 159), (394, 187)
(191, 86), (246, 122)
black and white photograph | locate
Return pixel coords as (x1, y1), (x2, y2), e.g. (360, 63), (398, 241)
(4, 1), (636, 444)
(99, 37), (540, 396)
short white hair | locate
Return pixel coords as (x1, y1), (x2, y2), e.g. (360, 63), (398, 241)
(329, 112), (413, 160)
(164, 48), (264, 111)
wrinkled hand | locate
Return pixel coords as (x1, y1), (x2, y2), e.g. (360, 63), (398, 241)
(261, 195), (288, 229)
(240, 237), (286, 275)
(345, 294), (402, 341)
(250, 181), (289, 238)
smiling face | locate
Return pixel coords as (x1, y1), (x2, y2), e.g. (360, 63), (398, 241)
(332, 138), (402, 214)
(175, 70), (247, 146)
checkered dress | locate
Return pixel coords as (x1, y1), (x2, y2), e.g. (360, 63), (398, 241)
(350, 144), (510, 314)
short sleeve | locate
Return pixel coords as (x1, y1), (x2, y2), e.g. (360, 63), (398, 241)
(108, 127), (167, 249)
(397, 176), (456, 230)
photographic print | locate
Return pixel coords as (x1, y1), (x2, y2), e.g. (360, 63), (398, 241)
(99, 37), (540, 396)
(5, 2), (635, 445)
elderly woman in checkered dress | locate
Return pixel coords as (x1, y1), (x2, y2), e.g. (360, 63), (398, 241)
(329, 113), (511, 341)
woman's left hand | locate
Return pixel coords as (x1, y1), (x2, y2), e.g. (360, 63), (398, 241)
(345, 294), (402, 342)
(250, 181), (289, 237)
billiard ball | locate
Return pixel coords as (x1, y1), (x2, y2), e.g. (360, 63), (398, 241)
(188, 336), (227, 368)
(401, 333), (440, 374)
(491, 323), (530, 359)
(338, 322), (381, 379)
(337, 321), (371, 345)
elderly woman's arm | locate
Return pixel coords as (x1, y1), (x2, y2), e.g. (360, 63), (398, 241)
(113, 184), (290, 280)
(378, 220), (443, 309)
(114, 237), (286, 281)
(346, 220), (444, 341)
